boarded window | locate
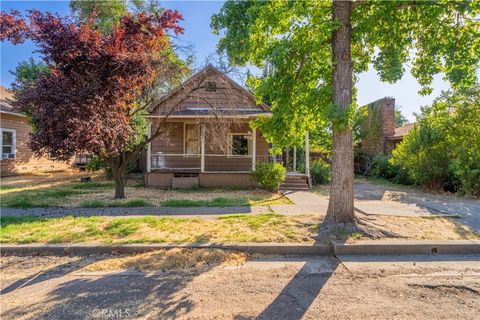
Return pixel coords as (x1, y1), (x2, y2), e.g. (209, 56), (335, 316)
(184, 124), (199, 155)
(1, 129), (15, 160)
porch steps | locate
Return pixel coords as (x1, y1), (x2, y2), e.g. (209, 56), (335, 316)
(280, 174), (310, 191)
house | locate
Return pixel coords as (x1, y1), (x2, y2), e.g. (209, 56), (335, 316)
(358, 97), (413, 157)
(0, 86), (72, 176)
(145, 65), (284, 188)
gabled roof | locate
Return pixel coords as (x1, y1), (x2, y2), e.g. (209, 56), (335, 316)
(148, 64), (270, 117)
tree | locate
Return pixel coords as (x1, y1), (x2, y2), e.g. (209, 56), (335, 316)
(391, 86), (480, 195)
(1, 9), (185, 198)
(211, 0), (480, 224)
(10, 58), (49, 90)
(395, 108), (408, 128)
(70, 0), (167, 32)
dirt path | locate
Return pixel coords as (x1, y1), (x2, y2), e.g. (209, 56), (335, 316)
(1, 253), (479, 319)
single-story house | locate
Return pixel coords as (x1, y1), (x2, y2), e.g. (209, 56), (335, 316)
(145, 65), (310, 189)
(0, 86), (73, 176)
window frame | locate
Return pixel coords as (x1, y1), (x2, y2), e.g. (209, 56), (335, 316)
(0, 128), (16, 160)
(228, 132), (252, 157)
(183, 122), (200, 156)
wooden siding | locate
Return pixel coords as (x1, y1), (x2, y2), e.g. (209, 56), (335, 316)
(149, 118), (270, 172)
(150, 66), (268, 116)
(176, 71), (254, 111)
(0, 113), (72, 176)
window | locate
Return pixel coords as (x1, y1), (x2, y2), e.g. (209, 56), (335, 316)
(229, 133), (252, 156)
(1, 129), (16, 160)
(205, 81), (217, 92)
(184, 124), (199, 155)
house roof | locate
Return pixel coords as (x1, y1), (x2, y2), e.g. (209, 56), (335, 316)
(0, 86), (25, 117)
(148, 64), (270, 117)
(387, 123), (414, 140)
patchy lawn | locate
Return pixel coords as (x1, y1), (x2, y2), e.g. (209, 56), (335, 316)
(0, 214), (316, 244)
(1, 214), (478, 245)
(1, 173), (289, 208)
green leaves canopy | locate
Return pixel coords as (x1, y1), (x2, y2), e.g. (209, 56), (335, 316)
(391, 85), (480, 195)
(212, 0), (480, 146)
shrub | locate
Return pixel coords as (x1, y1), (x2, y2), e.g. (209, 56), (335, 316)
(368, 155), (411, 185)
(310, 159), (330, 185)
(390, 86), (480, 194)
(251, 162), (286, 191)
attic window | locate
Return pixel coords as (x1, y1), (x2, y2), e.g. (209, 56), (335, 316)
(205, 81), (217, 92)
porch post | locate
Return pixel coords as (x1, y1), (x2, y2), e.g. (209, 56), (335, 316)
(293, 146), (297, 172)
(146, 120), (152, 172)
(252, 127), (257, 170)
(200, 123), (205, 173)
(305, 131), (310, 177)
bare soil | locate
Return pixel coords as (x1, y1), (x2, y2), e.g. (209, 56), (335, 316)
(1, 253), (479, 319)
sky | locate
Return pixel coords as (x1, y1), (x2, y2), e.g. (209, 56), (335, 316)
(0, 0), (454, 122)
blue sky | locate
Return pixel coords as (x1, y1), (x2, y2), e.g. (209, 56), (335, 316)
(1, 0), (453, 122)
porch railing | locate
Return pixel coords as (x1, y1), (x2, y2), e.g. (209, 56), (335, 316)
(150, 153), (279, 171)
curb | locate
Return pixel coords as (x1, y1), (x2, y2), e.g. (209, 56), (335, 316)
(332, 240), (480, 255)
(0, 243), (332, 256)
(2, 240), (479, 257)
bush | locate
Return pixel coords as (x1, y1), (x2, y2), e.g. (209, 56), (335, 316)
(310, 159), (330, 185)
(368, 155), (411, 185)
(251, 162), (286, 191)
(390, 86), (479, 194)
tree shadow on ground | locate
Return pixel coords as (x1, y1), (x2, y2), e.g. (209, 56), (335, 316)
(233, 219), (343, 320)
(0, 249), (232, 319)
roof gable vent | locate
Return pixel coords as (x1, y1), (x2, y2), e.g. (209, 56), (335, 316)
(205, 81), (217, 92)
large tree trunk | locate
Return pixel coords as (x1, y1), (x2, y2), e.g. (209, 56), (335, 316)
(111, 162), (126, 199)
(325, 0), (355, 223)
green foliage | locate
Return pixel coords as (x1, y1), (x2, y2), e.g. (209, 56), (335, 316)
(391, 86), (480, 195)
(85, 156), (138, 179)
(309, 159), (331, 185)
(369, 155), (411, 185)
(395, 108), (408, 128)
(212, 0), (480, 151)
(10, 58), (49, 90)
(251, 162), (286, 191)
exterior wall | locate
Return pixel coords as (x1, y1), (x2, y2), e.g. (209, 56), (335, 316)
(1, 113), (72, 176)
(145, 172), (174, 188)
(359, 97), (396, 157)
(145, 171), (256, 189)
(149, 118), (270, 173)
(199, 173), (256, 188)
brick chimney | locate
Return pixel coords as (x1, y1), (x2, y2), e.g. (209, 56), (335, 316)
(380, 97), (395, 137)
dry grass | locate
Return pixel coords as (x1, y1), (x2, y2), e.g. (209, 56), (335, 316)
(81, 249), (249, 272)
(1, 213), (478, 245)
(1, 172), (288, 208)
(0, 214), (317, 244)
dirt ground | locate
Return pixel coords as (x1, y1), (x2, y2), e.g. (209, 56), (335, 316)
(1, 252), (479, 319)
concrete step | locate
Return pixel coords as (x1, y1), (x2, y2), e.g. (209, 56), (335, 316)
(280, 186), (310, 191)
(282, 180), (308, 186)
(280, 183), (309, 190)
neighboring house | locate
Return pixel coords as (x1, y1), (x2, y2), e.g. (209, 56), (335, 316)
(358, 97), (413, 158)
(0, 86), (72, 176)
(145, 65), (275, 188)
